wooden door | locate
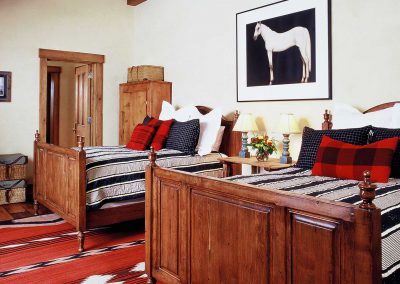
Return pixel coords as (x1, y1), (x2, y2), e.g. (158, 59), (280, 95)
(119, 84), (147, 145)
(74, 65), (92, 146)
(46, 66), (61, 145)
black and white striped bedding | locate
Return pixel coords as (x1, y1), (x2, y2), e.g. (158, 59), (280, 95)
(226, 167), (400, 283)
(84, 146), (224, 210)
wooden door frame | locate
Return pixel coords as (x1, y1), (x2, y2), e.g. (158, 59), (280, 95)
(39, 48), (104, 146)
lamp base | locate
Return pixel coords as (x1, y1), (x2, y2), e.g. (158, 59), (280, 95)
(239, 132), (250, 158)
(239, 149), (250, 158)
(280, 133), (292, 164)
(280, 155), (292, 164)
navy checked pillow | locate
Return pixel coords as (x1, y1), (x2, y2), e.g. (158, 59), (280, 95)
(297, 126), (371, 169)
(369, 127), (400, 178)
(166, 119), (200, 155)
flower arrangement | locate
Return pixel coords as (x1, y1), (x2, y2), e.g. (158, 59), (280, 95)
(249, 135), (278, 161)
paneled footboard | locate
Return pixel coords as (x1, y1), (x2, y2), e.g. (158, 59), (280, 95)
(34, 132), (86, 247)
(145, 151), (381, 283)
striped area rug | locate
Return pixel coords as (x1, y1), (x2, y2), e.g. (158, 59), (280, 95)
(0, 215), (147, 283)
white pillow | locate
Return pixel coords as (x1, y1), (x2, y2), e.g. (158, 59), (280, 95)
(159, 101), (200, 122)
(332, 103), (394, 129)
(211, 126), (225, 152)
(158, 101), (175, 120)
(196, 108), (222, 156)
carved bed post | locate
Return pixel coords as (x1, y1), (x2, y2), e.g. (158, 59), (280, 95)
(234, 110), (239, 124)
(76, 136), (87, 253)
(148, 146), (157, 167)
(230, 110), (242, 176)
(355, 170), (381, 283)
(33, 130), (40, 215)
(146, 147), (157, 284)
(322, 110), (333, 130)
(358, 171), (377, 210)
(77, 136), (84, 149)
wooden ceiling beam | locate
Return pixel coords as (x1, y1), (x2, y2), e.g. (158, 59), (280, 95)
(127, 0), (147, 6)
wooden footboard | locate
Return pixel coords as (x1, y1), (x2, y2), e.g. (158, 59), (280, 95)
(145, 150), (381, 283)
(34, 132), (86, 245)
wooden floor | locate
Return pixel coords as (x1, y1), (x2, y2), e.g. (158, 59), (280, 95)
(0, 203), (50, 222)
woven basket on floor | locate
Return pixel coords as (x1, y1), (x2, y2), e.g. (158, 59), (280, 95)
(127, 65), (164, 82)
(0, 154), (27, 181)
(0, 180), (26, 204)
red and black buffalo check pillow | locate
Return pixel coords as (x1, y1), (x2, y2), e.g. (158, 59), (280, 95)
(312, 135), (399, 183)
(126, 124), (156, 151)
(150, 119), (174, 151)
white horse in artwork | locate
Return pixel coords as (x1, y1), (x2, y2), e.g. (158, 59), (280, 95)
(253, 22), (312, 85)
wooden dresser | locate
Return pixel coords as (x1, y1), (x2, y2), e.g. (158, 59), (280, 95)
(119, 80), (172, 145)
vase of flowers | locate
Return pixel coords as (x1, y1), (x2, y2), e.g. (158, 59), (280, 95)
(249, 135), (277, 161)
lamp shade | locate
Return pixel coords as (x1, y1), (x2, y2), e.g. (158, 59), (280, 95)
(278, 113), (301, 134)
(233, 113), (259, 132)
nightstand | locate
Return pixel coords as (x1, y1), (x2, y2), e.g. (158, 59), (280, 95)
(218, 156), (295, 177)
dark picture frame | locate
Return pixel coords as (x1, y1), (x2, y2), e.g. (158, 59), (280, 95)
(236, 0), (331, 102)
(0, 71), (12, 102)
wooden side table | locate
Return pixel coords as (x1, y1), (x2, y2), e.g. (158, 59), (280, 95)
(218, 156), (295, 177)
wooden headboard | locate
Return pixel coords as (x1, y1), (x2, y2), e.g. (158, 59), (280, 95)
(195, 106), (241, 157)
(322, 101), (400, 130)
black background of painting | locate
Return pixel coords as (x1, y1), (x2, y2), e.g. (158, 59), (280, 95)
(246, 8), (316, 86)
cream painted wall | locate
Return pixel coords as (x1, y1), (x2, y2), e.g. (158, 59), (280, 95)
(0, 0), (135, 176)
(132, 0), (400, 159)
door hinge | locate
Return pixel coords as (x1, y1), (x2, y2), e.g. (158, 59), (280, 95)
(88, 71), (94, 79)
(87, 117), (92, 124)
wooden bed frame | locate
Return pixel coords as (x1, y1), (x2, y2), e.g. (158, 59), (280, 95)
(33, 106), (241, 252)
(145, 102), (399, 284)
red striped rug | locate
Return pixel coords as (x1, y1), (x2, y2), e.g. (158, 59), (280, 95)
(0, 214), (147, 283)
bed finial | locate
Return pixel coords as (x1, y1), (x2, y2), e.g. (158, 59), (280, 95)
(35, 130), (40, 142)
(77, 136), (85, 149)
(358, 170), (377, 210)
(149, 146), (157, 166)
(234, 110), (239, 123)
(322, 109), (332, 130)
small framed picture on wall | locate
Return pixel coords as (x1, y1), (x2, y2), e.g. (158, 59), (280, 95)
(0, 71), (12, 102)
(236, 0), (332, 102)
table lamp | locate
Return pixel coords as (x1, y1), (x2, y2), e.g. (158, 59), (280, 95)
(278, 113), (301, 164)
(233, 113), (259, 158)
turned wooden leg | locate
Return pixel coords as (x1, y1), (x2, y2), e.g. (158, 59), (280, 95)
(78, 231), (85, 253)
(33, 200), (39, 215)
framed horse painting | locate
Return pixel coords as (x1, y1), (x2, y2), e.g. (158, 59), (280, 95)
(236, 0), (331, 102)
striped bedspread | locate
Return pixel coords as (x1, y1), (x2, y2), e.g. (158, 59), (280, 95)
(84, 146), (224, 210)
(226, 167), (400, 283)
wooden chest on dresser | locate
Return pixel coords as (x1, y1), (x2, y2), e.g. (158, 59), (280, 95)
(119, 80), (172, 145)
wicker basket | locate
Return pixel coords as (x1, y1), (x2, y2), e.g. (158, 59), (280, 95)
(0, 180), (26, 204)
(127, 65), (164, 82)
(0, 154), (27, 181)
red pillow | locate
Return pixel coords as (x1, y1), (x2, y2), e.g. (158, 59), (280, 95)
(312, 135), (398, 183)
(151, 119), (174, 151)
(126, 124), (156, 151)
(147, 117), (163, 128)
